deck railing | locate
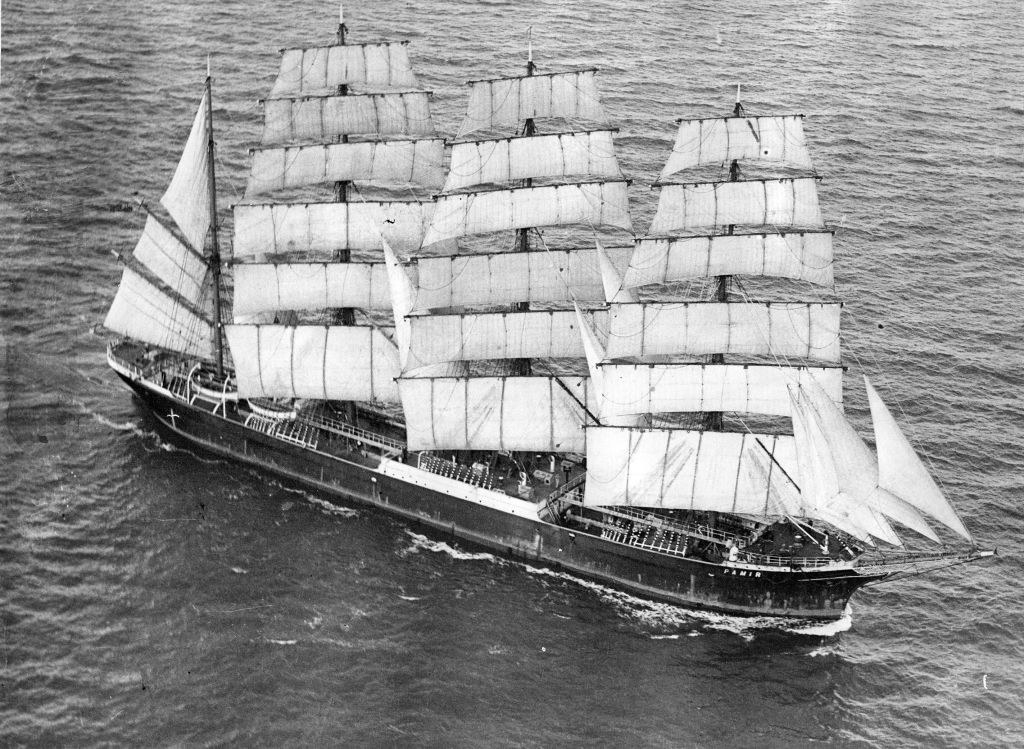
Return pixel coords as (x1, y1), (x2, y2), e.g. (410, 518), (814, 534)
(417, 454), (496, 490)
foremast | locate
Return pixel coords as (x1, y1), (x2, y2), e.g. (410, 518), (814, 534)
(578, 96), (847, 532)
(579, 95), (978, 552)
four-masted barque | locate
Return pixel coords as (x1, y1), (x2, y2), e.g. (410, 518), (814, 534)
(104, 11), (993, 620)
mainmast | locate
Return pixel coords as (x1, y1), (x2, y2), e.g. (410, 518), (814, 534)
(332, 5), (355, 331)
(205, 61), (226, 377)
(397, 57), (632, 455)
(511, 30), (537, 377)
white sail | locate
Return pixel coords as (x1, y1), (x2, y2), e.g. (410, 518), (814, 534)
(442, 130), (622, 193)
(595, 238), (634, 303)
(271, 42), (418, 96)
(457, 70), (609, 138)
(232, 201), (443, 259)
(624, 232), (834, 289)
(584, 427), (800, 513)
(232, 262), (397, 315)
(649, 178), (824, 235)
(865, 377), (972, 540)
(660, 115), (813, 180)
(159, 89), (211, 252)
(398, 374), (595, 452)
(105, 268), (213, 360)
(246, 139), (445, 196)
(382, 239), (415, 369)
(406, 309), (607, 368)
(605, 302), (842, 363)
(261, 91), (434, 145)
(421, 182), (633, 247)
(224, 324), (400, 402)
(411, 246), (630, 310)
(790, 382), (938, 544)
(131, 215), (209, 305)
(595, 363), (843, 420)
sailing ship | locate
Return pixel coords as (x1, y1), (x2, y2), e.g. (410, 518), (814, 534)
(104, 11), (993, 620)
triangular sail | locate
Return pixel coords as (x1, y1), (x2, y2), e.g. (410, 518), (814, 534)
(159, 89), (212, 253)
(788, 385), (897, 544)
(865, 377), (972, 541)
(790, 382), (939, 544)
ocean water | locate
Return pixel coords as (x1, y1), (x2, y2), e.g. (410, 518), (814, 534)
(2, 0), (1023, 745)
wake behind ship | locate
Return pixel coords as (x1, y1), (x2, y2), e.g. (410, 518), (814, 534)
(102, 11), (993, 620)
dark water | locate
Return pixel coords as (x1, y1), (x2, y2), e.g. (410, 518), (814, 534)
(2, 0), (1023, 745)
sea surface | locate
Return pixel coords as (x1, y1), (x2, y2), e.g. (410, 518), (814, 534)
(2, 0), (1022, 746)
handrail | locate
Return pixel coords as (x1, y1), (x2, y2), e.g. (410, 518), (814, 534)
(301, 411), (406, 452)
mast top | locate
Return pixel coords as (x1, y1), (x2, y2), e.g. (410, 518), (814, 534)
(337, 1), (347, 44)
(733, 84), (744, 116)
(526, 26), (536, 76)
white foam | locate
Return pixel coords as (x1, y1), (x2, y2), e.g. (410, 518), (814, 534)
(523, 564), (854, 639)
(303, 494), (359, 518)
(403, 530), (499, 562)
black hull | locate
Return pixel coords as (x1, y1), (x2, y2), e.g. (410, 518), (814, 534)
(117, 372), (881, 620)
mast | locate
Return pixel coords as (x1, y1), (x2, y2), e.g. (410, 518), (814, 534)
(511, 29), (537, 377)
(205, 61), (226, 377)
(701, 93), (745, 432)
(333, 3), (357, 423)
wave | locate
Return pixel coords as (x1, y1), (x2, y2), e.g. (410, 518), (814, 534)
(402, 531), (500, 562)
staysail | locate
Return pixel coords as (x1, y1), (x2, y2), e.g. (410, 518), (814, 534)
(864, 377), (972, 540)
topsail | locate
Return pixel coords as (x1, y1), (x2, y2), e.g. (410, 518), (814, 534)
(271, 42), (418, 96)
(660, 115), (813, 180)
(457, 69), (610, 138)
